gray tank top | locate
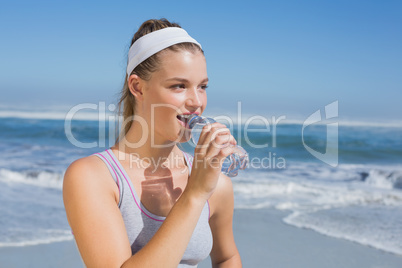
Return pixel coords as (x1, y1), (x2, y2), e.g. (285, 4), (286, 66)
(94, 149), (213, 267)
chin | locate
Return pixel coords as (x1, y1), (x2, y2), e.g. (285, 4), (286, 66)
(179, 136), (191, 144)
(176, 129), (191, 144)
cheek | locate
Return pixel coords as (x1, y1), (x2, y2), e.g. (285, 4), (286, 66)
(151, 96), (182, 120)
(158, 90), (185, 106)
(144, 92), (183, 114)
(152, 107), (177, 124)
(201, 93), (207, 110)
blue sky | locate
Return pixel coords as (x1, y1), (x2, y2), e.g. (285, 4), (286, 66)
(0, 0), (401, 122)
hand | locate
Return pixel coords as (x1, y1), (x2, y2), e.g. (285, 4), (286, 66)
(186, 122), (237, 200)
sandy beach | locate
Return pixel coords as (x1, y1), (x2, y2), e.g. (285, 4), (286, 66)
(227, 209), (402, 268)
(1, 208), (401, 267)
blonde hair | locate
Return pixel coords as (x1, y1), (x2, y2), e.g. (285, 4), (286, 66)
(117, 18), (203, 141)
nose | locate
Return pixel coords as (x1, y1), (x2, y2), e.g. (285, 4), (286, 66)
(185, 88), (202, 108)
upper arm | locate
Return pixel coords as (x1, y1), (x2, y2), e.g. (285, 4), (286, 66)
(63, 156), (132, 268)
(208, 174), (242, 267)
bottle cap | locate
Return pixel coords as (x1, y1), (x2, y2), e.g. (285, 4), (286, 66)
(186, 114), (200, 129)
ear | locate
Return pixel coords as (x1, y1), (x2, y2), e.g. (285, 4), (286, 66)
(128, 74), (145, 101)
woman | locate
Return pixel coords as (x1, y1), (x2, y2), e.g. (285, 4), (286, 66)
(63, 18), (242, 267)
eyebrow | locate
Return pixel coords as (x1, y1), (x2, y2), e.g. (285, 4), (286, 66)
(165, 77), (209, 83)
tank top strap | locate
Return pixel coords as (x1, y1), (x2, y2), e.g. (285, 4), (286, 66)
(92, 149), (124, 207)
(92, 149), (213, 262)
(182, 151), (193, 173)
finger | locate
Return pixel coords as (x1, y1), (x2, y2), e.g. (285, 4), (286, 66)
(200, 125), (231, 157)
(194, 123), (227, 154)
(192, 123), (211, 155)
(210, 132), (231, 149)
(204, 144), (237, 171)
(205, 141), (236, 161)
(204, 133), (236, 162)
(229, 134), (237, 146)
(200, 123), (227, 144)
(215, 144), (238, 166)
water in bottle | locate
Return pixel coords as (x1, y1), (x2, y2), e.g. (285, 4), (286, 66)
(186, 115), (248, 177)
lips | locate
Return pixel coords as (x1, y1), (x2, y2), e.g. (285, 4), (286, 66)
(177, 113), (198, 128)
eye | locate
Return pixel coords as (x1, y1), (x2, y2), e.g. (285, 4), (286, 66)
(170, 84), (186, 90)
(200, 84), (208, 90)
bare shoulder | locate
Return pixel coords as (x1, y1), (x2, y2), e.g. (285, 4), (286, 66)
(216, 173), (234, 198)
(63, 155), (130, 267)
(207, 174), (241, 266)
(208, 173), (234, 218)
(63, 154), (118, 205)
(64, 154), (106, 179)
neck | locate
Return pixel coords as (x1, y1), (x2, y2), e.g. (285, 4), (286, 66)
(113, 120), (184, 172)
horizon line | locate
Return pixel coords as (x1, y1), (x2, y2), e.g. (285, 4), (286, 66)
(0, 109), (401, 128)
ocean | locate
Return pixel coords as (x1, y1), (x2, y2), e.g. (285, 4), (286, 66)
(1, 109), (402, 256)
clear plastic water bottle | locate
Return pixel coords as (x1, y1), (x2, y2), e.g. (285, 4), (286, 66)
(187, 115), (248, 177)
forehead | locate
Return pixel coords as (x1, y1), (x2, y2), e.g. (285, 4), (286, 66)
(153, 50), (207, 80)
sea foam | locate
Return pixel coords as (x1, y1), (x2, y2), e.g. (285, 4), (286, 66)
(233, 163), (402, 255)
(0, 169), (64, 189)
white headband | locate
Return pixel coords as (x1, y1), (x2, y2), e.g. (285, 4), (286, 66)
(126, 27), (202, 79)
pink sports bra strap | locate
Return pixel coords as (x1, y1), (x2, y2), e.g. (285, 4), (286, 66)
(182, 151), (193, 170)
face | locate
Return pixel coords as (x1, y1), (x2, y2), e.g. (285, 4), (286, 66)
(139, 49), (208, 145)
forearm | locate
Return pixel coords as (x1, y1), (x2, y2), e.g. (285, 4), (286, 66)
(212, 252), (242, 268)
(121, 190), (207, 268)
